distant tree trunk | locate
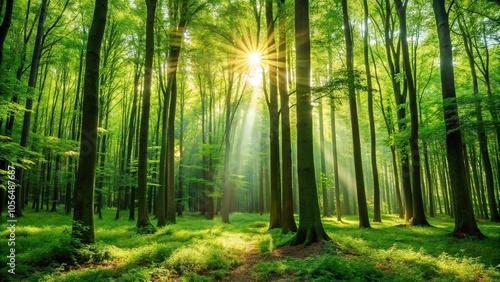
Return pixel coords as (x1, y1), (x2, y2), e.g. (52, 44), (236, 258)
(423, 142), (434, 217)
(0, 0), (13, 64)
(378, 0), (412, 221)
(52, 66), (68, 213)
(206, 84), (215, 219)
(363, 0), (381, 223)
(16, 0), (49, 218)
(432, 0), (485, 238)
(177, 78), (185, 216)
(470, 146), (488, 219)
(278, 0), (297, 233)
(67, 48), (84, 215)
(136, 0), (156, 229)
(318, 99), (328, 217)
(330, 101), (341, 221)
(290, 0), (331, 246)
(72, 0), (107, 244)
(221, 68), (234, 224)
(395, 0), (429, 226)
(266, 0), (282, 230)
(342, 0), (371, 229)
(373, 0), (399, 219)
(458, 17), (499, 222)
(128, 64), (141, 221)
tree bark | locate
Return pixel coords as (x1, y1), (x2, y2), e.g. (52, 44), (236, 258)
(290, 0), (331, 246)
(266, 0), (282, 230)
(72, 0), (107, 244)
(342, 0), (371, 229)
(137, 0), (156, 229)
(395, 0), (429, 226)
(432, 0), (485, 238)
(363, 0), (381, 223)
(278, 0), (297, 234)
(330, 101), (341, 221)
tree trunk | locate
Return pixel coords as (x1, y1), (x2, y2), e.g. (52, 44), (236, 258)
(136, 0), (156, 229)
(330, 101), (341, 221)
(17, 0), (49, 218)
(432, 0), (485, 238)
(318, 99), (328, 217)
(395, 0), (429, 226)
(363, 0), (381, 223)
(290, 0), (331, 246)
(72, 0), (107, 244)
(0, 0), (13, 64)
(277, 0), (297, 234)
(266, 0), (282, 230)
(342, 0), (371, 229)
(177, 78), (185, 216)
(221, 65), (237, 223)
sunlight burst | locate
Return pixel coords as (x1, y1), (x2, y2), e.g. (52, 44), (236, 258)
(247, 51), (261, 68)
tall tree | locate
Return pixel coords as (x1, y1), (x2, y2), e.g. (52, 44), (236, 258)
(137, 0), (157, 229)
(363, 0), (381, 223)
(290, 0), (331, 246)
(342, 0), (371, 229)
(72, 0), (108, 244)
(17, 0), (49, 218)
(278, 0), (297, 234)
(330, 101), (341, 221)
(432, 0), (484, 238)
(394, 0), (429, 226)
(458, 16), (499, 222)
(265, 0), (282, 230)
(376, 0), (412, 221)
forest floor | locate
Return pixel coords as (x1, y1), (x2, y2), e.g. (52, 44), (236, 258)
(1, 209), (499, 281)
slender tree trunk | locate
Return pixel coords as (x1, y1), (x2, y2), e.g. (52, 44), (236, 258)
(318, 99), (328, 217)
(72, 0), (107, 244)
(470, 146), (488, 219)
(423, 142), (434, 217)
(330, 101), (341, 222)
(363, 0), (381, 223)
(432, 0), (484, 238)
(136, 0), (156, 229)
(395, 0), (429, 226)
(265, 0), (282, 230)
(221, 69), (234, 224)
(458, 18), (499, 222)
(16, 0), (49, 218)
(177, 80), (185, 216)
(278, 0), (297, 234)
(342, 0), (371, 229)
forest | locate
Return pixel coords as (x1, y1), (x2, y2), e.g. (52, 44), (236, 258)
(0, 0), (500, 281)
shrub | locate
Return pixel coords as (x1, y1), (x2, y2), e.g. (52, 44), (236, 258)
(165, 241), (232, 276)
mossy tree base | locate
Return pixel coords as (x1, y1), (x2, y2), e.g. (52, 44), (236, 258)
(289, 224), (331, 247)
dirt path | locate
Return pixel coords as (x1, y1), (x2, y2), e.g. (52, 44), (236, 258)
(221, 242), (323, 282)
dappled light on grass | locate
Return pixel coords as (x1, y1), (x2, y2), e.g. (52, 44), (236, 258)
(1, 210), (499, 281)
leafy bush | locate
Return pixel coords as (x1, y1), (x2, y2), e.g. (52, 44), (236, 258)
(165, 241), (234, 277)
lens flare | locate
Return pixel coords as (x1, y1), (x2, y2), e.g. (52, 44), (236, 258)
(247, 52), (261, 68)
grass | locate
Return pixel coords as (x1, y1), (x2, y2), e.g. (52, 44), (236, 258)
(0, 209), (499, 281)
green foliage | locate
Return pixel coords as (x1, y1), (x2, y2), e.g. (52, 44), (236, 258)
(1, 209), (500, 282)
(132, 224), (157, 235)
(253, 255), (385, 282)
(165, 241), (235, 276)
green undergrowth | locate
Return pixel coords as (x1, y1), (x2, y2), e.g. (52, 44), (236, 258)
(0, 209), (499, 281)
(254, 215), (500, 281)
